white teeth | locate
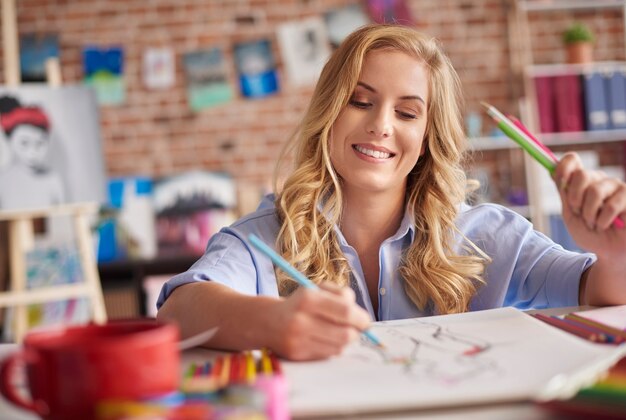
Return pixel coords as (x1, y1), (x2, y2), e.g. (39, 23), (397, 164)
(354, 145), (391, 159)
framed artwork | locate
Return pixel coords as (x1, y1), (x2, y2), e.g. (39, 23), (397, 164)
(0, 85), (107, 211)
(233, 39), (279, 98)
(143, 47), (176, 90)
(83, 46), (125, 106)
(20, 33), (60, 83)
(324, 4), (370, 48)
(277, 17), (331, 87)
(183, 48), (233, 110)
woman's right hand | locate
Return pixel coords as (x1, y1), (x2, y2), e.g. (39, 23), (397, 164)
(269, 283), (371, 361)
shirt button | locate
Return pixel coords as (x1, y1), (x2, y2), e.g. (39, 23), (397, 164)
(380, 287), (386, 296)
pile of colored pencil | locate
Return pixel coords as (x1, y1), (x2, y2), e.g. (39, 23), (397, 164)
(534, 311), (626, 416)
(539, 353), (626, 417)
(532, 313), (626, 344)
(182, 349), (282, 394)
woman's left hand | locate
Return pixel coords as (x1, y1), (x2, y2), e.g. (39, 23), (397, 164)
(553, 152), (626, 260)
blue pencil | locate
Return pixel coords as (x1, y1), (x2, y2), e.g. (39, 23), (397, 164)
(248, 233), (384, 348)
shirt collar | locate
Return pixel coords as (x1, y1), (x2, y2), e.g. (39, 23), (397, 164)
(264, 193), (416, 245)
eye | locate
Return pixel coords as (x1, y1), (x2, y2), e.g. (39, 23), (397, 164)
(396, 110), (418, 120)
(349, 99), (371, 109)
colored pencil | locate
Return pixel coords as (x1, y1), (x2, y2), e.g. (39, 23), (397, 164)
(220, 355), (231, 387)
(185, 363), (197, 379)
(245, 351), (256, 384)
(261, 348), (273, 375)
(533, 313), (603, 342)
(248, 233), (385, 348)
(557, 317), (609, 343)
(269, 352), (282, 375)
(565, 314), (626, 343)
(483, 102), (624, 230)
(482, 102), (556, 173)
(507, 114), (558, 161)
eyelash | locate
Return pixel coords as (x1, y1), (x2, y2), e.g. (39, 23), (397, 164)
(348, 100), (418, 120)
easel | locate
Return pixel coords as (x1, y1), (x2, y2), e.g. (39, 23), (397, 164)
(0, 0), (107, 342)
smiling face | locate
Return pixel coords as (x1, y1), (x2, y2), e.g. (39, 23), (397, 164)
(9, 124), (51, 170)
(329, 49), (429, 200)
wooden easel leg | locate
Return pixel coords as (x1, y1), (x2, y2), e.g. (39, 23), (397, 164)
(8, 218), (34, 343)
(73, 212), (107, 323)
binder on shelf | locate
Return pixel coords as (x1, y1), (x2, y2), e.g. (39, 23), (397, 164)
(605, 68), (626, 129)
(553, 74), (585, 133)
(534, 76), (556, 133)
(581, 71), (610, 131)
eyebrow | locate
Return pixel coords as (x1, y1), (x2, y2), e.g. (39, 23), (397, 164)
(356, 81), (426, 105)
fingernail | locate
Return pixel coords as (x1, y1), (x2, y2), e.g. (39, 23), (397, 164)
(560, 180), (568, 191)
(572, 207), (580, 216)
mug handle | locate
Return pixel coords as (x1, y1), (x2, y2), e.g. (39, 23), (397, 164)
(0, 350), (44, 415)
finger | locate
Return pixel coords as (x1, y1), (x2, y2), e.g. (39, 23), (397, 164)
(553, 152), (582, 190)
(315, 293), (370, 329)
(565, 169), (600, 216)
(596, 184), (626, 230)
(318, 281), (350, 297)
(291, 308), (358, 348)
(580, 177), (619, 230)
(309, 321), (359, 347)
(284, 334), (345, 361)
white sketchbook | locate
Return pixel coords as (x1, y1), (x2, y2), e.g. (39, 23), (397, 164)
(283, 307), (626, 418)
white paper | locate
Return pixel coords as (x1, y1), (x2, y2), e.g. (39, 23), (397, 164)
(283, 307), (626, 418)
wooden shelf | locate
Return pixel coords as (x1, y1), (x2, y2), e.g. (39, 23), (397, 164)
(469, 136), (517, 151)
(519, 0), (624, 12)
(538, 129), (626, 146)
(526, 61), (626, 77)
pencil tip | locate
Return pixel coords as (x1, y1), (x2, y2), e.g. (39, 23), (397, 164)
(480, 101), (491, 109)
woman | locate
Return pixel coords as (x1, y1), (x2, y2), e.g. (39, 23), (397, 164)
(157, 25), (626, 360)
(0, 95), (65, 209)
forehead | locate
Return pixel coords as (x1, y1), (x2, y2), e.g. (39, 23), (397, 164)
(11, 124), (47, 139)
(359, 49), (429, 101)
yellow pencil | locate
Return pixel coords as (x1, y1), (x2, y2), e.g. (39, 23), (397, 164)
(220, 354), (231, 387)
(261, 348), (273, 375)
(245, 351), (257, 384)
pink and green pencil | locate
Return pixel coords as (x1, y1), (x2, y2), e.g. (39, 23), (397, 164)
(481, 102), (624, 229)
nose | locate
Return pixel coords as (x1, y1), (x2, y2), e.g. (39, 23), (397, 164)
(365, 108), (393, 138)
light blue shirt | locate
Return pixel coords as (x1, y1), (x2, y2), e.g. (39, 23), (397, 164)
(157, 195), (595, 321)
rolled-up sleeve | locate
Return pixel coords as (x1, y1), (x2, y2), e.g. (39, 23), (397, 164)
(463, 203), (596, 311)
(156, 203), (282, 310)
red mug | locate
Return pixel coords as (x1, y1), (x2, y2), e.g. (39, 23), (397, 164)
(0, 320), (180, 420)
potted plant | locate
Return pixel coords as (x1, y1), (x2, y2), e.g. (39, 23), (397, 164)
(563, 22), (594, 64)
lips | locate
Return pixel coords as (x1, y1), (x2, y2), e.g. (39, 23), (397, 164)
(353, 144), (395, 159)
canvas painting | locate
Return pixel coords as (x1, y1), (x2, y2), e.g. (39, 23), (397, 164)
(233, 39), (279, 98)
(0, 85), (107, 211)
(20, 33), (60, 83)
(324, 4), (370, 48)
(143, 47), (176, 90)
(83, 46), (125, 105)
(277, 17), (331, 87)
(183, 48), (233, 111)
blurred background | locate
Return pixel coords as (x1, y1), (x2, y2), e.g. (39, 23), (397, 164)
(1, 0), (625, 329)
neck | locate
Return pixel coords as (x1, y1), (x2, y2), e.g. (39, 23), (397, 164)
(340, 188), (406, 250)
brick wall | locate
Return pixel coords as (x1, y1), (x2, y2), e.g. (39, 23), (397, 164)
(1, 0), (624, 200)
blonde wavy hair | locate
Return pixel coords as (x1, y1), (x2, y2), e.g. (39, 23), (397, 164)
(274, 24), (490, 314)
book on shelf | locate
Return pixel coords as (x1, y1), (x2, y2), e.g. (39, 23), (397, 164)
(581, 71), (610, 131)
(604, 68), (626, 129)
(534, 76), (557, 133)
(553, 74), (585, 132)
